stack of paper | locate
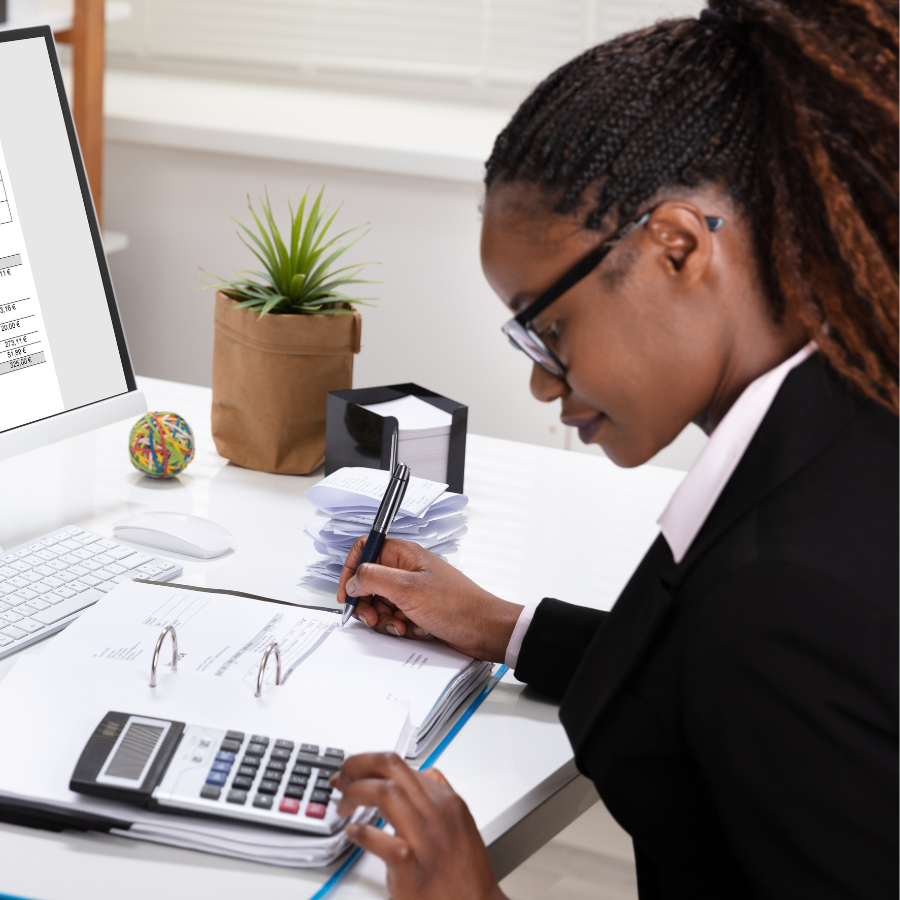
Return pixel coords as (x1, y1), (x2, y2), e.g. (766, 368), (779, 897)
(302, 467), (469, 586)
(362, 394), (454, 483)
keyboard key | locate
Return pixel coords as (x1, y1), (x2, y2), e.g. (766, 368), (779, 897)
(325, 747), (344, 761)
(34, 566), (57, 579)
(106, 546), (136, 561)
(257, 780), (279, 795)
(0, 566), (18, 578)
(0, 611), (23, 624)
(274, 739), (294, 751)
(253, 794), (273, 810)
(136, 565), (162, 577)
(10, 589), (38, 603)
(305, 802), (327, 819)
(59, 554), (83, 566)
(0, 635), (13, 647)
(17, 617), (45, 635)
(0, 601), (11, 613)
(211, 760), (232, 773)
(225, 730), (245, 743)
(237, 766), (258, 778)
(47, 560), (69, 573)
(311, 790), (331, 804)
(205, 771), (228, 786)
(232, 776), (253, 790)
(96, 582), (117, 593)
(119, 552), (154, 569)
(289, 774), (309, 787)
(58, 540), (81, 551)
(68, 581), (91, 593)
(81, 560), (103, 572)
(39, 537), (59, 547)
(284, 785), (306, 799)
(101, 564), (126, 577)
(292, 764), (312, 777)
(246, 742), (267, 756)
(93, 554), (114, 566)
(220, 739), (242, 753)
(75, 533), (101, 545)
(96, 540), (118, 550)
(57, 571), (81, 584)
(52, 587), (76, 600)
(241, 756), (261, 768)
(279, 797), (300, 815)
(263, 769), (284, 782)
(300, 743), (319, 755)
(8, 561), (30, 573)
(7, 577), (30, 590)
(33, 590), (101, 624)
(30, 581), (55, 594)
(20, 572), (43, 584)
(1, 625), (27, 640)
(270, 748), (291, 761)
(227, 789), (248, 805)
(265, 759), (286, 772)
(200, 785), (221, 801)
(315, 778), (333, 792)
(81, 575), (102, 587)
(68, 565), (90, 577)
(250, 735), (269, 746)
(215, 750), (236, 763)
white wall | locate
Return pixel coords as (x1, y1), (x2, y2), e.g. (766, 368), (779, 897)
(104, 138), (707, 470)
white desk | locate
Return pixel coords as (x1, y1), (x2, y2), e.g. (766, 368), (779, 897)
(0, 376), (682, 900)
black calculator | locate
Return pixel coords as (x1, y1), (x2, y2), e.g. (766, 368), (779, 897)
(71, 711), (348, 835)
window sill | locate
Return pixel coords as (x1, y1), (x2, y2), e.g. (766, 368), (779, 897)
(101, 69), (512, 184)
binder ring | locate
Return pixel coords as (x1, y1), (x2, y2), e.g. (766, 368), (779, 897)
(150, 625), (178, 688)
(256, 642), (281, 697)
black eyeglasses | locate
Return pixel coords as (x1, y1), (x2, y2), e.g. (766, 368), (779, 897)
(501, 209), (725, 378)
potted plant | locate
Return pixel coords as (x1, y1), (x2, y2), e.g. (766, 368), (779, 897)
(204, 187), (376, 475)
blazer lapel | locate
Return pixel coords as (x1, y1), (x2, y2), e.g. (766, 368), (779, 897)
(559, 356), (856, 758)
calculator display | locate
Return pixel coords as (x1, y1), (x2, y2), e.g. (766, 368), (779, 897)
(106, 723), (165, 780)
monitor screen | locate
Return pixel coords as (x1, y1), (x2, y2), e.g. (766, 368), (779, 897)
(0, 28), (134, 438)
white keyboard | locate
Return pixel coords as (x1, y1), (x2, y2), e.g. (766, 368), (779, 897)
(0, 526), (182, 660)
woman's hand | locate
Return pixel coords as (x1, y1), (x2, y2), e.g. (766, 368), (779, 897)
(337, 537), (522, 663)
(333, 752), (507, 900)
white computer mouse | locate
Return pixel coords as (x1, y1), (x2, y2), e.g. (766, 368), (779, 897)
(112, 511), (234, 559)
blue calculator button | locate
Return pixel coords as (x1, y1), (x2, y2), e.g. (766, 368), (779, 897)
(215, 751), (236, 763)
(206, 770), (228, 786)
(211, 760), (232, 773)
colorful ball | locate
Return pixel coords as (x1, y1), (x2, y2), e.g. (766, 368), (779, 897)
(129, 411), (195, 478)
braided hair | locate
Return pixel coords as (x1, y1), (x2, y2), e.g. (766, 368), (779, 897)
(485, 0), (899, 413)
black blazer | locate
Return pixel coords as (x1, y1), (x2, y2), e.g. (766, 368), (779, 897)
(515, 356), (898, 899)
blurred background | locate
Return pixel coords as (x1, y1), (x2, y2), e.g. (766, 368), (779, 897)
(58, 0), (708, 472)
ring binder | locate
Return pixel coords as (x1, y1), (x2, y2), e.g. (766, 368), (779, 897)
(150, 625), (178, 688)
(256, 642), (281, 697)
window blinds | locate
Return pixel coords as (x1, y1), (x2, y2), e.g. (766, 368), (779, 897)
(107, 0), (705, 95)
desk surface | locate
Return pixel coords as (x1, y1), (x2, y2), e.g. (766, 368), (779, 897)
(0, 377), (682, 900)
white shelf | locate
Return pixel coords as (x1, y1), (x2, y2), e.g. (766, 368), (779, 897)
(0, 1), (130, 34)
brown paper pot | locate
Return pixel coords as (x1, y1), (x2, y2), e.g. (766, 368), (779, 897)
(212, 292), (361, 474)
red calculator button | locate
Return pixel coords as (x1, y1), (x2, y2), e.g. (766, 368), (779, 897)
(279, 797), (300, 815)
(305, 802), (327, 819)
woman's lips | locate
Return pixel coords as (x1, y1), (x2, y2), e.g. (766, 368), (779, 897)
(561, 413), (606, 445)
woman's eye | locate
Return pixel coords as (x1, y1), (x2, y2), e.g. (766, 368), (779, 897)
(538, 321), (562, 348)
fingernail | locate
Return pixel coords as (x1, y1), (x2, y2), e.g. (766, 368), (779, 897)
(346, 823), (359, 840)
(345, 576), (358, 595)
(386, 624), (399, 636)
(413, 626), (429, 637)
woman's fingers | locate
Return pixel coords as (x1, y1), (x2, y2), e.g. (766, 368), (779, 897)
(346, 822), (412, 866)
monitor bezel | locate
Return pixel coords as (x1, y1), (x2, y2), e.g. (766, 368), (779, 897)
(0, 24), (138, 442)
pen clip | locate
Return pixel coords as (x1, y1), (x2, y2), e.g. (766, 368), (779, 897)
(389, 425), (399, 474)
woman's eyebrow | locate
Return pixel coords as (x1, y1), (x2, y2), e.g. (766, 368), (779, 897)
(510, 292), (536, 314)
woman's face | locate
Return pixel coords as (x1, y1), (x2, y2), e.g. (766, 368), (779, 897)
(480, 183), (795, 467)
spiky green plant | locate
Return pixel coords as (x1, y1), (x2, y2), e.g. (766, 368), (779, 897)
(202, 187), (377, 316)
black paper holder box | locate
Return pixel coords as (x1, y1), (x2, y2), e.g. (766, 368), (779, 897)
(325, 383), (468, 493)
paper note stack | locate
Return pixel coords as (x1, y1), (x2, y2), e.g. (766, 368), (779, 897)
(302, 467), (469, 586)
(362, 394), (453, 483)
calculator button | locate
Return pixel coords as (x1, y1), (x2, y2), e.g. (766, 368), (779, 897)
(311, 790), (331, 804)
(300, 743), (319, 755)
(279, 797), (300, 815)
(192, 754), (204, 763)
(274, 739), (294, 751)
(315, 778), (333, 792)
(241, 756), (261, 768)
(253, 794), (273, 810)
(292, 764), (312, 777)
(215, 750), (236, 763)
(257, 780), (279, 795)
(211, 760), (232, 773)
(270, 748), (291, 761)
(200, 785), (221, 800)
(227, 790), (248, 805)
(284, 785), (306, 799)
(265, 759), (286, 772)
(249, 735), (269, 746)
(289, 774), (309, 787)
(199, 738), (211, 748)
(325, 748), (345, 761)
(224, 730), (244, 743)
(238, 766), (258, 778)
(305, 802), (327, 819)
(263, 769), (284, 783)
(206, 771), (228, 786)
(232, 776), (254, 790)
(246, 742), (267, 756)
(220, 739), (242, 753)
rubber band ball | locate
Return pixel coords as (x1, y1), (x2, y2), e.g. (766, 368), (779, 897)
(129, 412), (195, 478)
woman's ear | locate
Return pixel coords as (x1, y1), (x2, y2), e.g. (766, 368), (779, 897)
(644, 202), (713, 290)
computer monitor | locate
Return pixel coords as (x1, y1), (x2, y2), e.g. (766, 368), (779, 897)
(0, 25), (145, 462)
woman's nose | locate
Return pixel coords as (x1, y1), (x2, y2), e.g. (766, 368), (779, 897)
(530, 363), (569, 403)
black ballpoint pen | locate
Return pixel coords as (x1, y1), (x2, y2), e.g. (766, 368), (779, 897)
(342, 446), (410, 625)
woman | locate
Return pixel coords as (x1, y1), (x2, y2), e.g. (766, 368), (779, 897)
(331, 1), (898, 897)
